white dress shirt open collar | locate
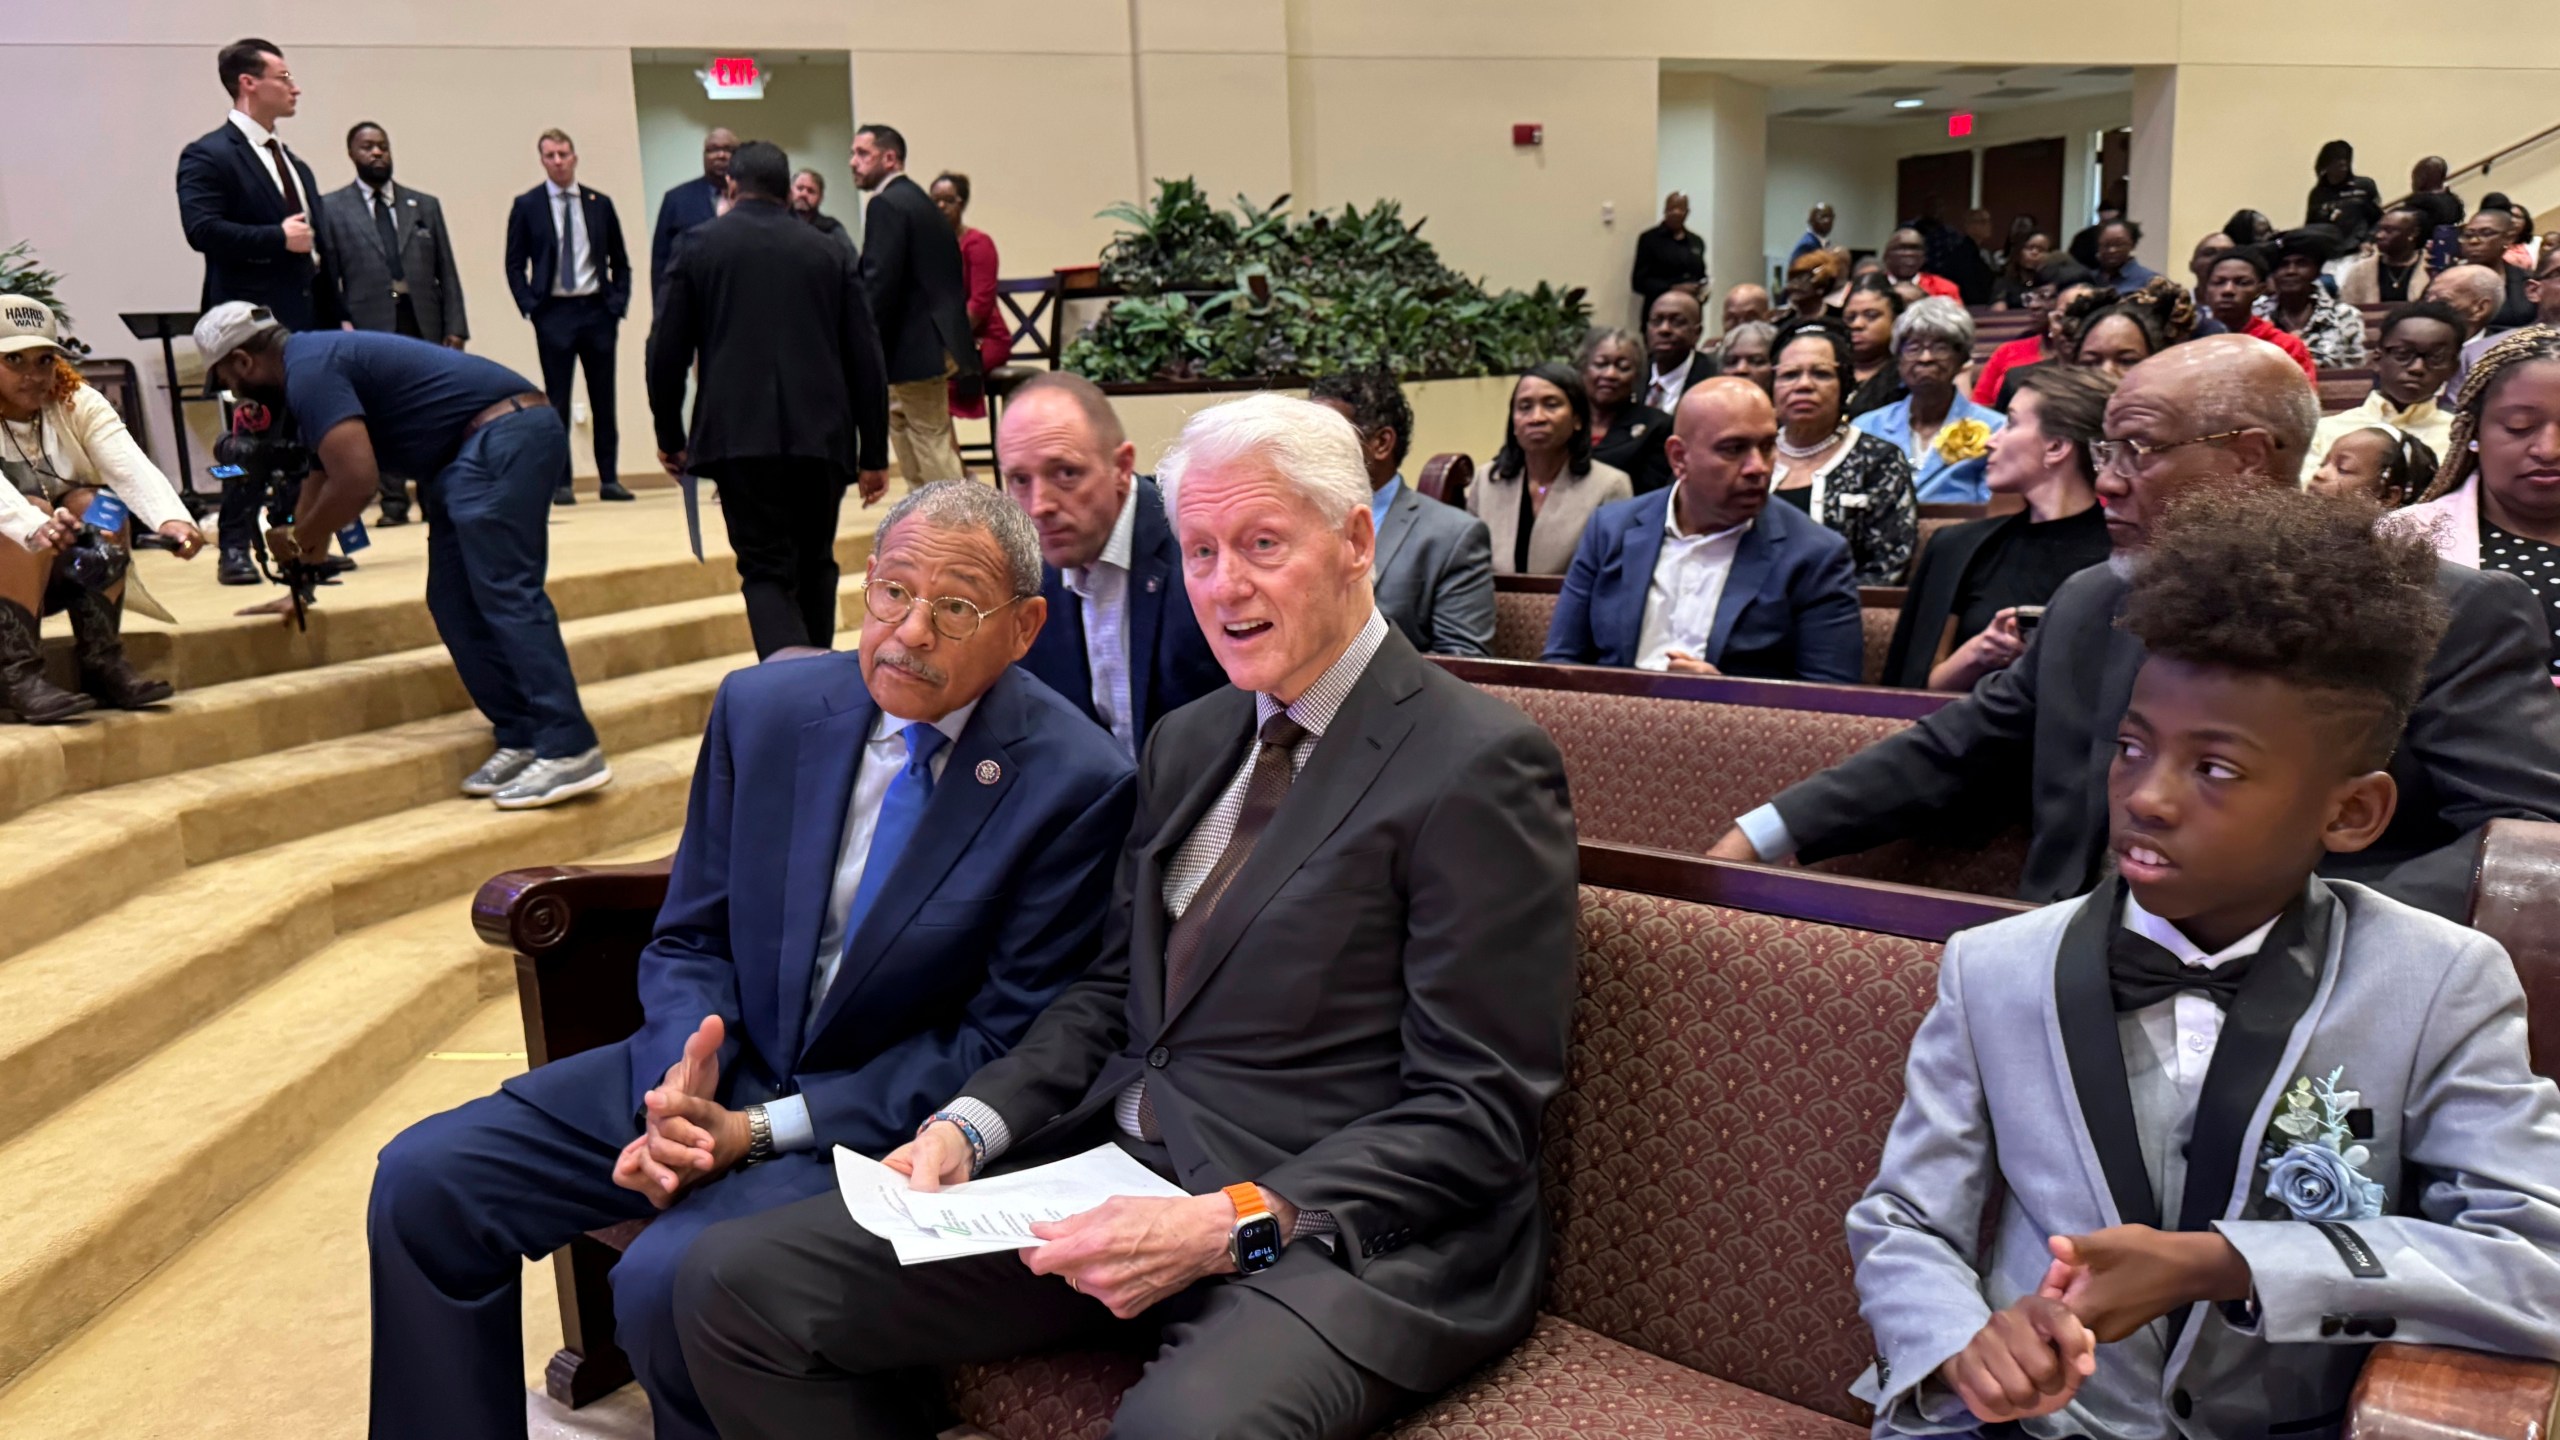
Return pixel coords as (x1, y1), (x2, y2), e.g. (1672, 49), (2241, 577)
(1065, 487), (1140, 755)
(1633, 501), (1752, 671)
(1065, 484), (1137, 591)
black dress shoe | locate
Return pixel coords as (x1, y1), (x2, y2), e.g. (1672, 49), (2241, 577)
(598, 481), (636, 502)
(375, 509), (411, 528)
(554, 485), (577, 506)
(318, 555), (358, 576)
(218, 547), (258, 586)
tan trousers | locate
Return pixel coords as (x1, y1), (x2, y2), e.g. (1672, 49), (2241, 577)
(887, 368), (966, 489)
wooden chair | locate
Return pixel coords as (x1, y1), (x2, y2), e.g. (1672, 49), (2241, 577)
(1415, 452), (1474, 510)
(956, 275), (1066, 472)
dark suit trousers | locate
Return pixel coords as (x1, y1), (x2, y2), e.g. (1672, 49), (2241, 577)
(418, 407), (597, 755)
(711, 458), (848, 657)
(366, 1049), (837, 1440)
(674, 1173), (1414, 1440)
(532, 294), (619, 486)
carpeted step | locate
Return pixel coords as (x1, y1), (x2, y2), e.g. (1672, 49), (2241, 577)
(0, 731), (701, 1159)
(0, 654), (746, 967)
(0, 740), (700, 1386)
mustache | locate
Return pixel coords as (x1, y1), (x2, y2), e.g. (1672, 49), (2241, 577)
(872, 646), (948, 685)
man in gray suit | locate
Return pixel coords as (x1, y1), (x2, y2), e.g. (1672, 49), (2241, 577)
(1309, 370), (1495, 657)
(1849, 488), (2560, 1438)
(676, 393), (1578, 1439)
(322, 121), (467, 524)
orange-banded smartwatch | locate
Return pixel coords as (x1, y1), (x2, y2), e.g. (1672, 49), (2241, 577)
(1224, 1182), (1284, 1275)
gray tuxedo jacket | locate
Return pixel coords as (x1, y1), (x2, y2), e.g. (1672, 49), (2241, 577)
(320, 181), (468, 342)
(1849, 877), (2560, 1439)
(1374, 484), (1495, 657)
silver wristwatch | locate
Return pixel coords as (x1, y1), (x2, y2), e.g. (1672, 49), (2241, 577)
(742, 1103), (774, 1168)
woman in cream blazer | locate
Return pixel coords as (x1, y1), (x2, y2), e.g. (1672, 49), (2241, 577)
(1468, 362), (1635, 575)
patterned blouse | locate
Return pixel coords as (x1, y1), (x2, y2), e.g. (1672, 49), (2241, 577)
(1771, 430), (1919, 585)
(2481, 515), (2560, 678)
(2254, 292), (2368, 369)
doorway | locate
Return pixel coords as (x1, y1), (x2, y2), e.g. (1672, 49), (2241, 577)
(1979, 138), (2065, 243)
(629, 50), (859, 270)
(1896, 149), (1975, 230)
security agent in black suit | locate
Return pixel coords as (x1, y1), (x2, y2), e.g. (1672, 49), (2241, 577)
(322, 122), (469, 525)
(674, 393), (1579, 1440)
(1711, 336), (2560, 919)
(506, 129), (634, 503)
(652, 128), (736, 301)
(179, 38), (344, 576)
(849, 124), (980, 489)
(647, 142), (890, 659)
(1001, 372), (1227, 755)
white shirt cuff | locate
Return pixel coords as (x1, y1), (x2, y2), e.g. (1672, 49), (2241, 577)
(761, 1094), (815, 1152)
(940, 1096), (1015, 1168)
(1734, 803), (1799, 861)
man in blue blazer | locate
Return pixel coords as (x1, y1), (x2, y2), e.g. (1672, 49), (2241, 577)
(506, 129), (635, 502)
(1544, 377), (1864, 682)
(651, 127), (736, 298)
(366, 481), (1135, 1440)
(1003, 373), (1227, 756)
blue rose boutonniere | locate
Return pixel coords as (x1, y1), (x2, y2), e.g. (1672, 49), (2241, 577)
(2261, 1067), (2385, 1222)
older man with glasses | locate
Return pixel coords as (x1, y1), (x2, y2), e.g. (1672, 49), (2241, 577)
(1711, 333), (2560, 921)
(366, 479), (1135, 1440)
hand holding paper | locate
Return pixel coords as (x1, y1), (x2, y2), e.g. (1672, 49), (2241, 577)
(833, 1143), (1189, 1266)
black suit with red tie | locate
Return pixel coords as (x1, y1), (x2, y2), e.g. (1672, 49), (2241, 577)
(176, 119), (340, 332)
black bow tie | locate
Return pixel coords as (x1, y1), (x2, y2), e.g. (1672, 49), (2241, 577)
(2109, 925), (2255, 1013)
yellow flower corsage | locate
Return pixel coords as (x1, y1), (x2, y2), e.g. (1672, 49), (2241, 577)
(1936, 418), (1993, 463)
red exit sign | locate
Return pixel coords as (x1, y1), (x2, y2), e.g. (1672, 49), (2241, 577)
(701, 55), (768, 99)
(711, 56), (759, 87)
(1948, 112), (1975, 138)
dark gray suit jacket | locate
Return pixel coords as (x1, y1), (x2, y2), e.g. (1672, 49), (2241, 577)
(1374, 483), (1495, 657)
(1770, 556), (2560, 917)
(958, 627), (1579, 1393)
(319, 181), (467, 342)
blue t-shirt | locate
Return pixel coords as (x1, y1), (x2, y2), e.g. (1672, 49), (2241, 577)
(282, 331), (536, 480)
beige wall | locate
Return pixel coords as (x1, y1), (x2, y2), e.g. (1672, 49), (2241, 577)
(9, 0), (2560, 492)
(1656, 70), (1767, 333)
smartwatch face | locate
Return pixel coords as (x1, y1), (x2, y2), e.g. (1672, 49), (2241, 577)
(1231, 1214), (1285, 1274)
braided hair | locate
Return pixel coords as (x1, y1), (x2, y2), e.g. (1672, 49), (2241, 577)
(2420, 324), (2560, 501)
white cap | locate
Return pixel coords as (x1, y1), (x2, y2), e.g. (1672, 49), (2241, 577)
(192, 300), (281, 370)
(0, 295), (61, 356)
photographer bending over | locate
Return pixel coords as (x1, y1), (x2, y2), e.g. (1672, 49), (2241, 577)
(0, 296), (203, 723)
(194, 302), (609, 809)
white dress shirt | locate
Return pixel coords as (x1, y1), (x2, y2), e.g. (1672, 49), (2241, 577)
(545, 180), (599, 297)
(1065, 488), (1139, 757)
(1633, 501), (1752, 671)
(228, 109), (315, 255)
(1646, 357), (1694, 414)
(760, 698), (978, 1152)
(2119, 890), (2280, 1096)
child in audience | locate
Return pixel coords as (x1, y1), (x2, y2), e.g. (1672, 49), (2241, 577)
(2308, 425), (2436, 508)
(1849, 486), (2560, 1438)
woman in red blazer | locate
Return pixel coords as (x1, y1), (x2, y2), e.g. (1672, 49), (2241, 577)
(930, 172), (1013, 421)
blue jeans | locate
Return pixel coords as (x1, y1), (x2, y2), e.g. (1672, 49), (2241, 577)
(421, 406), (596, 756)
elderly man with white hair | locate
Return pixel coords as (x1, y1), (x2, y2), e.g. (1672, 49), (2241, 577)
(676, 393), (1580, 1440)
(1712, 332), (2560, 921)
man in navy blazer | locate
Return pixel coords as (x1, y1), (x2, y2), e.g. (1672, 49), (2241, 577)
(1003, 373), (1226, 755)
(1544, 377), (1863, 682)
(366, 481), (1135, 1440)
(651, 127), (736, 298)
(506, 129), (634, 503)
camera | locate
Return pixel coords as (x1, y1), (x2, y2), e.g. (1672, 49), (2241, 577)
(2012, 605), (2047, 637)
(62, 492), (133, 595)
(212, 404), (313, 531)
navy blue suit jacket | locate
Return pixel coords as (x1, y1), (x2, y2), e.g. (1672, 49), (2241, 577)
(1018, 480), (1228, 751)
(176, 122), (340, 331)
(652, 175), (724, 298)
(1541, 488), (1863, 682)
(504, 184), (632, 320)
(503, 658), (1135, 1153)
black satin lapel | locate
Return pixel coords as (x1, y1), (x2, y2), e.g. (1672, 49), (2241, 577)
(2054, 878), (2164, 1230)
(2175, 882), (2335, 1235)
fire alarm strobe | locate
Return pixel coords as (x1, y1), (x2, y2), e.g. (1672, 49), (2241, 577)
(1512, 123), (1544, 147)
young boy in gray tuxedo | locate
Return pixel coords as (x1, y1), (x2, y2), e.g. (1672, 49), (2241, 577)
(1848, 485), (2560, 1439)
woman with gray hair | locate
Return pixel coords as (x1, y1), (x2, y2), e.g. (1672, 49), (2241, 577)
(1851, 296), (2008, 504)
(1714, 320), (1778, 396)
(1576, 327), (1672, 493)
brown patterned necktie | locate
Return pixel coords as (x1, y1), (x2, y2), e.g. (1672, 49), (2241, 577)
(1137, 710), (1308, 1140)
(264, 139), (303, 216)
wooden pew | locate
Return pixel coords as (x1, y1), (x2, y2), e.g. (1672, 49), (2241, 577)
(1859, 586), (1905, 685)
(1490, 573), (1562, 662)
(480, 821), (2560, 1431)
(1433, 655), (2027, 896)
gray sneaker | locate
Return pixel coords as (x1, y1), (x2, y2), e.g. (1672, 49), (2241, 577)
(460, 747), (536, 797)
(490, 748), (614, 810)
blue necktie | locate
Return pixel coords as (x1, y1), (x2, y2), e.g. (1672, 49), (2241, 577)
(835, 722), (947, 974)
